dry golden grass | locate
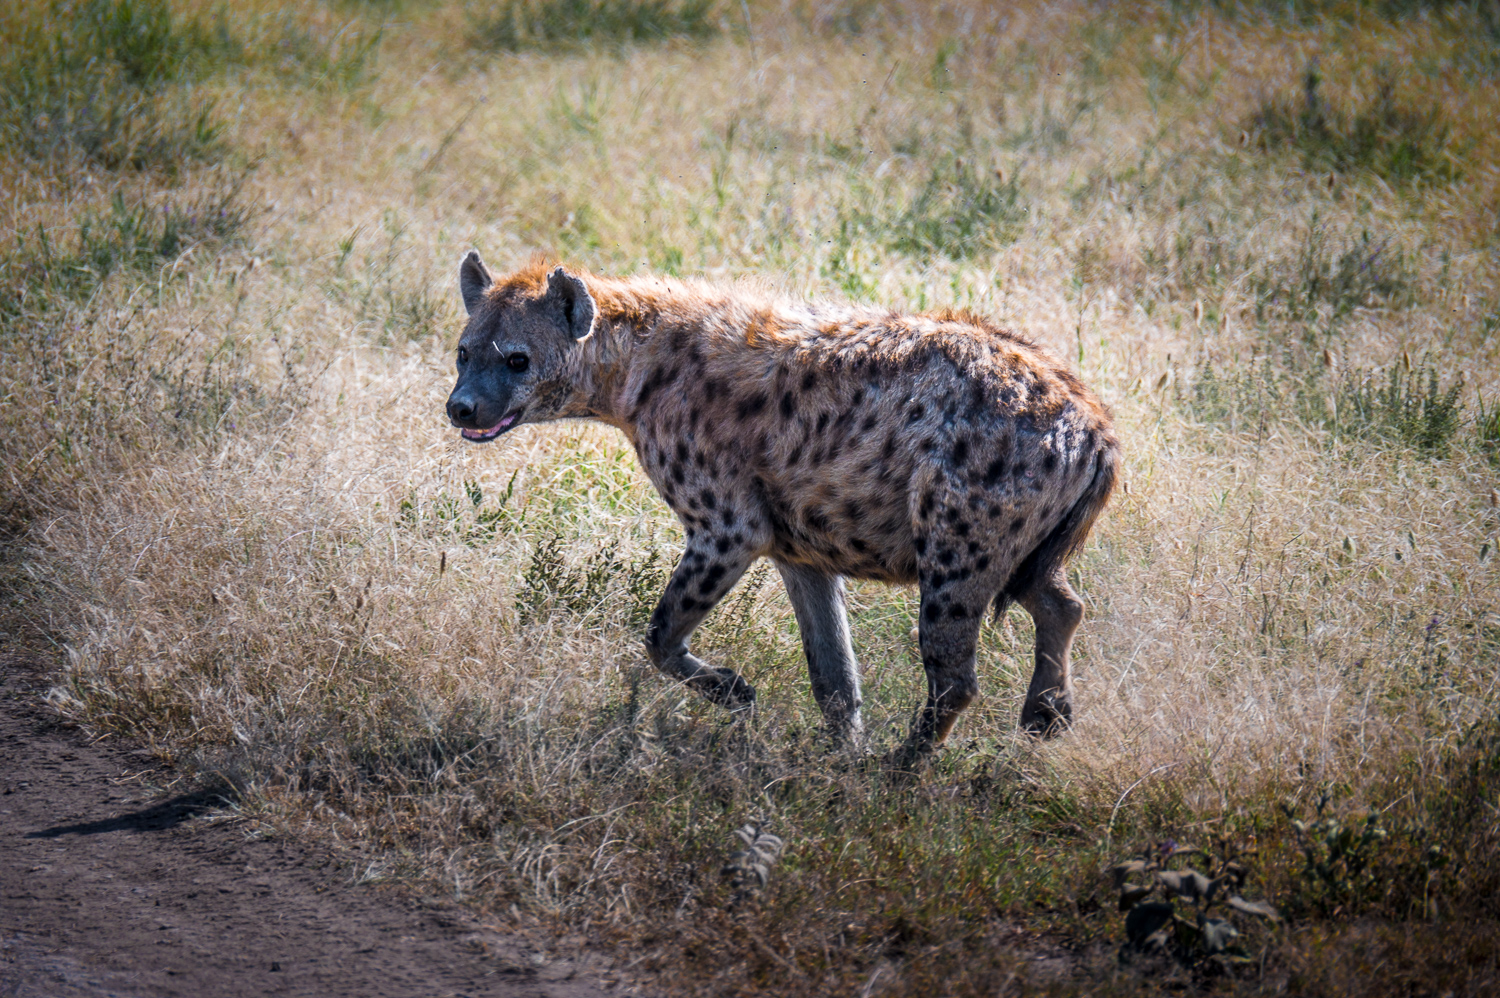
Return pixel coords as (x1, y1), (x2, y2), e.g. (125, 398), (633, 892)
(3, 0), (1499, 994)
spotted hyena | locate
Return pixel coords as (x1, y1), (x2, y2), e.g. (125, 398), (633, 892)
(446, 254), (1120, 756)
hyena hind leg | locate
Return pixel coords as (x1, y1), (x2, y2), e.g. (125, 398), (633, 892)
(775, 562), (862, 742)
(644, 533), (760, 712)
(1015, 565), (1084, 737)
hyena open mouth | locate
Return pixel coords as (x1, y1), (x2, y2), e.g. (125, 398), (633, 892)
(459, 409), (522, 442)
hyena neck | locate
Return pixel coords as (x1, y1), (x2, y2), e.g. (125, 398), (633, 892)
(565, 317), (632, 430)
(568, 275), (713, 439)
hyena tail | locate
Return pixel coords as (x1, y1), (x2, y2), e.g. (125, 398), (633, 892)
(992, 438), (1121, 620)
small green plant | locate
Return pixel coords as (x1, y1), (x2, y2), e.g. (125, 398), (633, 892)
(1112, 839), (1280, 971)
(469, 0), (719, 52)
(1338, 359), (1464, 457)
(721, 821), (785, 905)
(322, 218), (448, 346)
(516, 530), (668, 628)
(1476, 394), (1500, 466)
(1247, 64), (1460, 184)
(1282, 795), (1390, 916)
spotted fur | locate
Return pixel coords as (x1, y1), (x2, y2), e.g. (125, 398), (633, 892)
(446, 253), (1120, 754)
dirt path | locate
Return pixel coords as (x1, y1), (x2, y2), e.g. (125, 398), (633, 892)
(0, 661), (629, 998)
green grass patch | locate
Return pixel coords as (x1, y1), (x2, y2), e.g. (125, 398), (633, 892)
(1247, 65), (1461, 184)
(469, 0), (720, 52)
(834, 155), (1028, 269)
(1184, 353), (1468, 457)
(0, 0), (234, 171)
(1, 181), (254, 324)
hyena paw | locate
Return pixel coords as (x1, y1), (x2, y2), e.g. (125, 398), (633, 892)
(1020, 692), (1072, 738)
(691, 668), (757, 713)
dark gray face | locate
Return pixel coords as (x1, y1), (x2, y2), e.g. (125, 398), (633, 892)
(445, 252), (596, 443)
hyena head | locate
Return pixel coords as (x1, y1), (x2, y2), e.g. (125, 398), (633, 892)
(446, 251), (596, 443)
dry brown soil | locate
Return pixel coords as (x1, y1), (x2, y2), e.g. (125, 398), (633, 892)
(0, 660), (630, 998)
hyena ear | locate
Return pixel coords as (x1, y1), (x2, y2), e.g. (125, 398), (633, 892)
(458, 250), (492, 316)
(545, 266), (596, 341)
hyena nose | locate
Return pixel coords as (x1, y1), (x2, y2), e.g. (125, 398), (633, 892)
(447, 393), (477, 426)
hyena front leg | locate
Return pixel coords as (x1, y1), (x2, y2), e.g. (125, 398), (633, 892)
(644, 532), (761, 712)
(775, 562), (862, 742)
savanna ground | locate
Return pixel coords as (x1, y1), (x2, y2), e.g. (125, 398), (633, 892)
(2, 0), (1499, 994)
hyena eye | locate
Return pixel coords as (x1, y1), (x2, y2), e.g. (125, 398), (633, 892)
(507, 353), (529, 373)
(456, 346), (469, 365)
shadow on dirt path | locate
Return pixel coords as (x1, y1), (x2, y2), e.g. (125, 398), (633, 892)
(0, 659), (631, 998)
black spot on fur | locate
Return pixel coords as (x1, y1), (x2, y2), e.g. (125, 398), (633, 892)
(983, 457), (1006, 486)
(1043, 451), (1058, 472)
(924, 601), (943, 622)
(672, 464), (685, 485)
(815, 412), (830, 434)
(907, 404), (925, 422)
(780, 391), (796, 419)
(1009, 517), (1025, 534)
(851, 388), (865, 407)
(918, 491), (934, 519)
(676, 441), (690, 463)
(976, 554), (990, 571)
(737, 393), (768, 420)
(914, 537), (927, 555)
(948, 603), (968, 620)
(634, 370), (661, 410)
(861, 415), (878, 433)
(680, 596), (699, 612)
(938, 547), (955, 566)
(952, 437), (969, 467)
(801, 370), (817, 391)
(716, 536), (732, 554)
(787, 446), (802, 467)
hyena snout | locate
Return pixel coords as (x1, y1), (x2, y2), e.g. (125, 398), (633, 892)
(446, 390), (479, 427)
